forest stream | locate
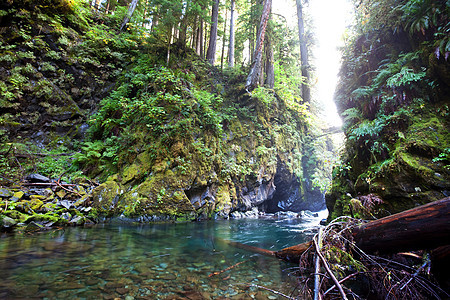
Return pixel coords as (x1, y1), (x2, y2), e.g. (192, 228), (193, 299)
(1, 0), (449, 298)
(0, 214), (325, 299)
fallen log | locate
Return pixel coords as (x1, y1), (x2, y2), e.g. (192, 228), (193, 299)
(222, 239), (312, 263)
(352, 196), (450, 253)
(225, 197), (450, 262)
(275, 241), (312, 262)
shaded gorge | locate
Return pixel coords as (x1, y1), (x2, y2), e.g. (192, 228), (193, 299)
(0, 216), (323, 299)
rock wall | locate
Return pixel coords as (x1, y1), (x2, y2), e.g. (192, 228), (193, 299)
(89, 92), (326, 221)
(326, 1), (450, 219)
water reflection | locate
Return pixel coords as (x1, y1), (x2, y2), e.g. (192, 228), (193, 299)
(0, 218), (319, 299)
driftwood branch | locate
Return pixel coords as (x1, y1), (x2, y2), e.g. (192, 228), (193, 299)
(323, 272), (360, 296)
(313, 236), (348, 300)
(247, 284), (297, 300)
(22, 183), (78, 187)
(313, 228), (323, 300)
(208, 260), (247, 277)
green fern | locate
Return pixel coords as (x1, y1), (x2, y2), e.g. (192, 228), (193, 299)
(386, 67), (426, 88)
(342, 108), (362, 123)
(351, 86), (374, 100)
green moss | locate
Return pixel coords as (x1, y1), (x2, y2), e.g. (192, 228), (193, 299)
(121, 163), (141, 184)
(4, 210), (30, 223)
(92, 180), (123, 215)
(27, 213), (60, 224)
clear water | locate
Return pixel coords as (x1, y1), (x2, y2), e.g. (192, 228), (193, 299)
(0, 218), (321, 299)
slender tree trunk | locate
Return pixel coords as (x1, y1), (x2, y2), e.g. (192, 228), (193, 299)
(296, 0), (310, 103)
(151, 7), (159, 33)
(203, 22), (208, 59)
(245, 0), (272, 91)
(206, 0), (220, 65)
(191, 15), (198, 49)
(167, 27), (173, 65)
(221, 7), (228, 69)
(265, 36), (274, 88)
(249, 0), (256, 62)
(227, 0), (235, 67)
(198, 20), (204, 57)
(120, 0), (139, 31)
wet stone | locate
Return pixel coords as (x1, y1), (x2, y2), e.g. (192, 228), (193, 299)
(116, 287), (130, 295)
(0, 216), (17, 228)
(25, 221), (43, 232)
(26, 173), (50, 183)
(0, 188), (13, 198)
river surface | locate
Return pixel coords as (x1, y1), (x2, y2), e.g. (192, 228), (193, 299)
(0, 216), (323, 299)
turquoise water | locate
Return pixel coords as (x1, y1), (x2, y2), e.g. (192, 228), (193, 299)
(0, 218), (320, 299)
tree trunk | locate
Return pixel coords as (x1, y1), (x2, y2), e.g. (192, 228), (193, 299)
(206, 0), (220, 65)
(120, 0), (139, 31)
(245, 0), (272, 91)
(196, 19), (203, 57)
(227, 0), (235, 68)
(221, 7), (228, 69)
(265, 38), (274, 88)
(353, 197), (450, 253)
(191, 15), (198, 49)
(166, 26), (173, 65)
(151, 9), (159, 33)
(264, 13), (274, 88)
(225, 197), (450, 262)
(203, 22), (209, 59)
(296, 0), (310, 103)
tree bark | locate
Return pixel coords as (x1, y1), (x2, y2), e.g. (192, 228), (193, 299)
(296, 0), (310, 103)
(206, 0), (220, 65)
(196, 18), (203, 57)
(264, 24), (274, 88)
(220, 7), (228, 69)
(120, 0), (139, 31)
(227, 0), (235, 68)
(353, 197), (450, 253)
(245, 0), (272, 91)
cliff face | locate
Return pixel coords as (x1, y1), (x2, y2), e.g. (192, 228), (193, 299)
(0, 1), (329, 224)
(0, 1), (128, 147)
(326, 0), (450, 219)
(87, 56), (326, 220)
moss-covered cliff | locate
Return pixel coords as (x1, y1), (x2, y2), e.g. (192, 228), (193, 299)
(0, 0), (333, 226)
(326, 0), (450, 219)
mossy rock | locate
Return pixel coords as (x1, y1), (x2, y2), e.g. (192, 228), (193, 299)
(0, 215), (17, 229)
(4, 210), (30, 223)
(0, 188), (13, 198)
(27, 213), (60, 224)
(41, 202), (58, 212)
(92, 180), (123, 215)
(121, 163), (142, 185)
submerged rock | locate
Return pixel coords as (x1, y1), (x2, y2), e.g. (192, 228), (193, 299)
(25, 221), (44, 232)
